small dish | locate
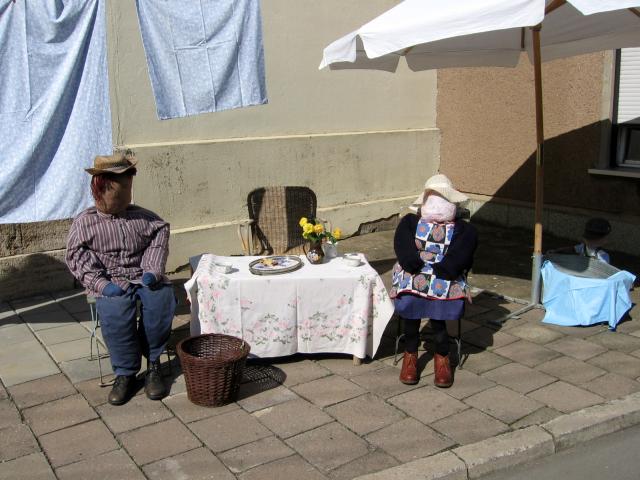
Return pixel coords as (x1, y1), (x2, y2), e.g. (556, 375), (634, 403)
(214, 261), (233, 274)
(343, 253), (362, 267)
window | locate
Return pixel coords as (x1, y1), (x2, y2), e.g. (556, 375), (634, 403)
(613, 48), (640, 169)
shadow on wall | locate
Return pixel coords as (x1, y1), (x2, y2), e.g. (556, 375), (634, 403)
(0, 253), (76, 302)
(468, 120), (640, 282)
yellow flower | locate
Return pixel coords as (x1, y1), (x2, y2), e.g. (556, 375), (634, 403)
(299, 217), (308, 227)
(332, 228), (342, 240)
(303, 223), (314, 235)
(313, 223), (324, 234)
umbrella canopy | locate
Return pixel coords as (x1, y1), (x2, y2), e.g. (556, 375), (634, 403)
(319, 0), (640, 309)
(320, 0), (640, 71)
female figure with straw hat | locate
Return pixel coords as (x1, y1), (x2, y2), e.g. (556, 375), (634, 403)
(391, 174), (477, 387)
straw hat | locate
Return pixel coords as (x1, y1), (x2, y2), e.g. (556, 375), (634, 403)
(85, 151), (138, 175)
(413, 174), (468, 206)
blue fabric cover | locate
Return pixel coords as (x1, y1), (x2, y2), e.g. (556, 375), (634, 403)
(135, 0), (268, 120)
(0, 0), (112, 223)
(541, 261), (635, 329)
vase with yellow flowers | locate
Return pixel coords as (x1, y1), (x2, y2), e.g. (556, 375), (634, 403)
(299, 217), (342, 264)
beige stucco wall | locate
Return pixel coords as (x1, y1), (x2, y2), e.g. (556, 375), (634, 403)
(106, 0), (441, 270)
(437, 51), (640, 215)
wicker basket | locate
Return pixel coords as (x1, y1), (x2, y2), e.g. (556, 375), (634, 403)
(177, 334), (251, 407)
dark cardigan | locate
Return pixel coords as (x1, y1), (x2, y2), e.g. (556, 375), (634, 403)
(393, 213), (478, 279)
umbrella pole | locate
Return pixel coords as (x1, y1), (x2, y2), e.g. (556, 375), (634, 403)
(531, 25), (544, 307)
(488, 26), (545, 326)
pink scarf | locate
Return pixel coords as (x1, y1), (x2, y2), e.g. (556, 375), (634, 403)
(421, 194), (456, 223)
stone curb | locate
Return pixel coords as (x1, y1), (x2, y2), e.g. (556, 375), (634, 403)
(355, 391), (640, 480)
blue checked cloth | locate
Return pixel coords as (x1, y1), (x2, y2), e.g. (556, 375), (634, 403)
(136, 0), (268, 120)
(0, 0), (112, 223)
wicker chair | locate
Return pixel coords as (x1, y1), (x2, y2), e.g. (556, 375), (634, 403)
(238, 186), (321, 255)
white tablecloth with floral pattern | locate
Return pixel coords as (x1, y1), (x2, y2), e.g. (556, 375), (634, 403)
(184, 254), (394, 359)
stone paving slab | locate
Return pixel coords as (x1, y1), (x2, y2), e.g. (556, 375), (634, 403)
(238, 455), (328, 480)
(55, 449), (145, 480)
(189, 409), (271, 453)
(292, 375), (366, 407)
(252, 398), (334, 439)
(389, 387), (468, 425)
(464, 385), (544, 424)
(364, 418), (454, 463)
(7, 373), (76, 410)
(536, 356), (607, 385)
(325, 393), (405, 436)
(39, 419), (118, 468)
(349, 366), (422, 399)
(528, 381), (605, 414)
(163, 391), (240, 423)
(119, 418), (202, 466)
(97, 394), (173, 434)
(481, 362), (555, 394)
(0, 423), (40, 462)
(588, 350), (640, 379)
(0, 398), (21, 429)
(430, 407), (509, 445)
(143, 447), (236, 480)
(328, 451), (399, 480)
(23, 393), (97, 436)
(494, 340), (561, 367)
(285, 422), (370, 472)
(0, 452), (56, 480)
(218, 436), (294, 473)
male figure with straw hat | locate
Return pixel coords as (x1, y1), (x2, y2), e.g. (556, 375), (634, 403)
(66, 151), (176, 405)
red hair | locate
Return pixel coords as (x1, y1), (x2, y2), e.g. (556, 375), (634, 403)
(90, 169), (136, 202)
(90, 174), (113, 202)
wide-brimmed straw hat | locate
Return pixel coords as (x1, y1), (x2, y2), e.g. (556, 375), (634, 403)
(85, 151), (138, 175)
(413, 174), (468, 206)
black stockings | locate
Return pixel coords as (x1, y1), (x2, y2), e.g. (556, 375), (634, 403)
(402, 317), (450, 355)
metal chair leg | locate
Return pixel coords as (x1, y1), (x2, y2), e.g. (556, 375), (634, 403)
(393, 316), (405, 365)
(456, 317), (463, 370)
(87, 297), (113, 387)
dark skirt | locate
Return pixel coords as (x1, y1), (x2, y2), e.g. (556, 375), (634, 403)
(394, 294), (464, 321)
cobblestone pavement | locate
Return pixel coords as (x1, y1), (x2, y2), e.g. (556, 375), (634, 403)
(1, 226), (639, 479)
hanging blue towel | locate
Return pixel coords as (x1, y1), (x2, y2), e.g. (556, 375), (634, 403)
(0, 0), (112, 223)
(541, 260), (635, 330)
(136, 0), (268, 120)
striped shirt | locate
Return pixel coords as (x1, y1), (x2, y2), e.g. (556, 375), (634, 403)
(66, 205), (170, 297)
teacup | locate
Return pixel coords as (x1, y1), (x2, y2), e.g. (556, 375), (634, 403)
(343, 253), (362, 267)
(214, 262), (233, 274)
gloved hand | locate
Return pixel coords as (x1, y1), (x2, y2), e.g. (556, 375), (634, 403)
(102, 282), (125, 297)
(142, 272), (159, 287)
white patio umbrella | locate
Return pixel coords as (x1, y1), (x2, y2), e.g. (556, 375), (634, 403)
(320, 0), (640, 317)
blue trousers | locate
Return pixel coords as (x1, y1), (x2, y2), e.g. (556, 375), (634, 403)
(96, 284), (176, 376)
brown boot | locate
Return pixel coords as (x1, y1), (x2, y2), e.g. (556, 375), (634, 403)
(399, 352), (419, 385)
(434, 353), (453, 388)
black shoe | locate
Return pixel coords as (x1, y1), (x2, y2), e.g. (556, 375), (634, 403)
(145, 359), (166, 400)
(108, 375), (135, 406)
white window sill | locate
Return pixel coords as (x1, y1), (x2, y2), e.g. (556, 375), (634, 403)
(588, 168), (640, 179)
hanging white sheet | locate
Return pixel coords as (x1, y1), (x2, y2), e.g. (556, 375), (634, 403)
(136, 0), (268, 120)
(0, 0), (112, 223)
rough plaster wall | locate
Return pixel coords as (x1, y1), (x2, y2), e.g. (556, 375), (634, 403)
(437, 52), (640, 215)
